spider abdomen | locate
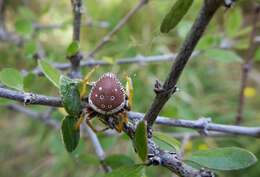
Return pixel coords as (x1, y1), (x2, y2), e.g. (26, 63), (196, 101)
(88, 73), (126, 115)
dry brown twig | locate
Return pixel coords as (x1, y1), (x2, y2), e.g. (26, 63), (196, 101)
(235, 5), (260, 124)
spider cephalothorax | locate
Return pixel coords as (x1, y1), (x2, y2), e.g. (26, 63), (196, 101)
(80, 72), (133, 133)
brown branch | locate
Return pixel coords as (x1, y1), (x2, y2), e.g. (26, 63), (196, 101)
(86, 0), (148, 58)
(144, 0), (223, 129)
(69, 0), (83, 78)
(235, 6), (260, 125)
(0, 87), (61, 107)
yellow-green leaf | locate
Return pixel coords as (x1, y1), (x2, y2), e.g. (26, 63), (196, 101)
(38, 59), (61, 88)
(0, 68), (23, 91)
(61, 115), (80, 152)
(66, 41), (80, 57)
(160, 0), (193, 33)
(134, 121), (148, 162)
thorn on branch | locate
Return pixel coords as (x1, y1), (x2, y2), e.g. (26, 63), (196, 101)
(224, 0), (236, 8)
(147, 155), (162, 166)
(23, 92), (36, 105)
(141, 0), (149, 4)
(198, 168), (215, 177)
(154, 80), (177, 95)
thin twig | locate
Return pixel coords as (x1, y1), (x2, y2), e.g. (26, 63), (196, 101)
(32, 54), (179, 75)
(235, 6), (260, 124)
(129, 112), (260, 138)
(6, 104), (60, 129)
(69, 0), (83, 78)
(143, 0), (223, 129)
(33, 20), (109, 31)
(0, 87), (62, 107)
(83, 124), (111, 173)
(179, 134), (191, 158)
(86, 0), (149, 58)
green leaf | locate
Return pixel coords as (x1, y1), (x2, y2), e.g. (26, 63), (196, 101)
(104, 165), (145, 177)
(23, 72), (37, 92)
(104, 154), (135, 169)
(59, 75), (81, 117)
(0, 98), (15, 106)
(176, 20), (192, 39)
(153, 131), (181, 152)
(160, 0), (193, 33)
(204, 48), (242, 63)
(15, 19), (33, 37)
(254, 48), (260, 61)
(66, 41), (80, 57)
(186, 147), (257, 171)
(78, 154), (100, 165)
(134, 121), (148, 162)
(18, 6), (36, 21)
(225, 8), (242, 37)
(38, 59), (61, 88)
(24, 40), (38, 58)
(0, 68), (23, 91)
(61, 115), (80, 152)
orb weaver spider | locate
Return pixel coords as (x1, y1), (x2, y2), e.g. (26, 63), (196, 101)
(76, 69), (133, 133)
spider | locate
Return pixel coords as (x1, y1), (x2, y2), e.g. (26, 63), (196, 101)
(76, 71), (133, 133)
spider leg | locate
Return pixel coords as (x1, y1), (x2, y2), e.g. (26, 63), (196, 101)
(85, 111), (109, 133)
(114, 112), (128, 133)
(75, 113), (85, 130)
(75, 107), (97, 130)
(125, 76), (133, 110)
(86, 117), (109, 133)
(80, 66), (98, 97)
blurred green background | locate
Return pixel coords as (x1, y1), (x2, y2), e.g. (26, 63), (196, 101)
(0, 0), (260, 176)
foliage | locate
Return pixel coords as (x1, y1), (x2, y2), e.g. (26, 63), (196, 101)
(0, 0), (260, 177)
(186, 147), (257, 170)
(134, 120), (148, 162)
(61, 115), (80, 152)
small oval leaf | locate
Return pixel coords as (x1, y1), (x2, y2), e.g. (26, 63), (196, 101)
(186, 147), (257, 171)
(15, 18), (33, 36)
(38, 60), (61, 88)
(61, 115), (80, 152)
(134, 120), (148, 162)
(66, 41), (80, 57)
(23, 72), (37, 92)
(59, 75), (81, 117)
(0, 68), (23, 91)
(160, 0), (193, 33)
(104, 165), (144, 177)
(153, 131), (181, 152)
